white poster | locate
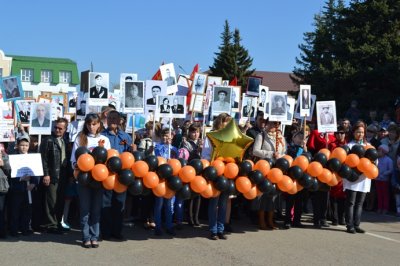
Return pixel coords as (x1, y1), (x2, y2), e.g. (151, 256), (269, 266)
(29, 103), (52, 135)
(9, 154), (44, 178)
(282, 97), (296, 125)
(294, 94), (316, 121)
(299, 84), (311, 117)
(156, 95), (186, 118)
(160, 63), (178, 94)
(0, 120), (15, 142)
(124, 81), (144, 113)
(88, 72), (109, 106)
(316, 101), (337, 133)
(268, 91), (288, 122)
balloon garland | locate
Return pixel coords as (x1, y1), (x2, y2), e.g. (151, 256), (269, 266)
(74, 144), (379, 200)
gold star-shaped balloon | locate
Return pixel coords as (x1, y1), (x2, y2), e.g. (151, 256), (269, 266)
(206, 119), (254, 162)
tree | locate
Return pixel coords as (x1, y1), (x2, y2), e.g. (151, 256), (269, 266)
(210, 20), (254, 88)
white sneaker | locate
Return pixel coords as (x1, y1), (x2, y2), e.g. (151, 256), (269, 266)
(61, 221), (70, 230)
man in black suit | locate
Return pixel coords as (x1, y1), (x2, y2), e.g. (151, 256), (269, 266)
(231, 90), (239, 108)
(19, 102), (30, 123)
(259, 89), (267, 108)
(77, 100), (86, 116)
(90, 74), (108, 98)
(32, 104), (50, 127)
(146, 86), (161, 105)
(242, 97), (255, 117)
(171, 97), (184, 114)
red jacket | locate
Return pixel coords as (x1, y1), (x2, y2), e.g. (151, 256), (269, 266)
(307, 130), (336, 154)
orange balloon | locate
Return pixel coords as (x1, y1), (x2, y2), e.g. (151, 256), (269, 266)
(211, 183), (221, 198)
(107, 149), (119, 160)
(216, 156), (225, 161)
(179, 165), (196, 183)
(190, 176), (207, 193)
(143, 171), (159, 189)
(132, 161), (149, 178)
(345, 154), (360, 168)
(292, 155), (309, 172)
(288, 181), (298, 194)
(235, 176), (252, 194)
(364, 164), (378, 179)
(245, 160), (255, 170)
(256, 187), (262, 197)
(327, 174), (339, 186)
(201, 183), (214, 198)
(157, 156), (167, 166)
(335, 173), (342, 182)
(277, 175), (294, 192)
(254, 159), (271, 177)
(307, 161), (323, 177)
(164, 185), (175, 199)
(201, 159), (210, 168)
(77, 154), (95, 172)
(295, 180), (304, 192)
(92, 164), (109, 182)
(267, 168), (283, 183)
(224, 157), (236, 163)
(120, 152), (135, 169)
(319, 148), (331, 159)
(153, 180), (167, 197)
(224, 163), (239, 179)
(113, 178), (128, 193)
(317, 168), (333, 183)
(282, 155), (293, 167)
(243, 185), (258, 200)
(168, 158), (182, 176)
(365, 144), (374, 150)
(211, 160), (225, 176)
(330, 147), (347, 163)
(357, 158), (372, 173)
(102, 174), (116, 190)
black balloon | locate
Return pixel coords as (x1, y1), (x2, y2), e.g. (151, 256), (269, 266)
(178, 158), (187, 167)
(118, 169), (135, 186)
(77, 171), (90, 186)
(238, 161), (253, 176)
(301, 152), (313, 162)
(91, 146), (108, 164)
(265, 158), (275, 167)
(203, 166), (218, 182)
(299, 173), (314, 189)
(288, 166), (303, 180)
(226, 179), (237, 195)
(338, 164), (352, 180)
(128, 179), (143, 195)
(364, 148), (378, 162)
(132, 151), (145, 161)
(248, 170), (264, 185)
(350, 145), (365, 158)
(257, 179), (273, 193)
(215, 176), (229, 192)
(342, 145), (350, 154)
(275, 158), (290, 173)
(348, 170), (360, 182)
(157, 164), (173, 179)
(189, 159), (203, 175)
(327, 158), (342, 172)
(267, 183), (277, 196)
(308, 178), (319, 192)
(167, 176), (183, 191)
(313, 153), (328, 166)
(88, 175), (102, 190)
(75, 146), (90, 161)
(107, 156), (122, 173)
(176, 184), (191, 200)
(142, 187), (151, 196)
(145, 155), (158, 171)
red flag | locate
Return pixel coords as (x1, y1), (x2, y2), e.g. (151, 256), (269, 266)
(151, 62), (165, 80)
(229, 76), (238, 86)
(186, 64), (199, 106)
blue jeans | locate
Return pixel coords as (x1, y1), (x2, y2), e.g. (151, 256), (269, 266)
(78, 184), (103, 242)
(154, 197), (173, 230)
(101, 190), (126, 238)
(208, 192), (229, 234)
(174, 197), (184, 224)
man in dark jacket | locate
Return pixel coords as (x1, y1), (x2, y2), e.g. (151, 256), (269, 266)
(40, 117), (69, 233)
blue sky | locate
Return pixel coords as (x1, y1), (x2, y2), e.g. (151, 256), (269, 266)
(2, 0), (331, 84)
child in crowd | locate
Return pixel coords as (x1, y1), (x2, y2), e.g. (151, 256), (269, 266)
(376, 144), (393, 214)
(9, 134), (39, 236)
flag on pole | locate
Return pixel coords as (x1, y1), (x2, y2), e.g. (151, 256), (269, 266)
(151, 62), (165, 80)
(229, 76), (238, 86)
(186, 64), (199, 106)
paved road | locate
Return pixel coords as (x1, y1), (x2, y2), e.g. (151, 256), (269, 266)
(1, 211), (400, 266)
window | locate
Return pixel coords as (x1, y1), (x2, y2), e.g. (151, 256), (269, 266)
(59, 71), (71, 84)
(21, 69), (33, 82)
(24, 91), (33, 98)
(41, 70), (52, 83)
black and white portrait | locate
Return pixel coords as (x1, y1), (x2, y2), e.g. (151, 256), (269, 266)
(258, 85), (269, 110)
(299, 85), (311, 117)
(241, 95), (257, 119)
(88, 72), (109, 106)
(269, 91), (288, 121)
(192, 73), (207, 94)
(316, 101), (337, 133)
(160, 63), (177, 94)
(1, 76), (23, 102)
(29, 103), (52, 135)
(124, 81), (144, 111)
(145, 80), (167, 113)
(157, 95), (186, 118)
(294, 94), (316, 121)
(16, 100), (35, 125)
(246, 76), (263, 97)
(212, 86), (232, 116)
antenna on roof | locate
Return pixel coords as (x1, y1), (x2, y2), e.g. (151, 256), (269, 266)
(90, 62), (93, 72)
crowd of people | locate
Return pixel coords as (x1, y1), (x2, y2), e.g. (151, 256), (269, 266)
(0, 102), (399, 248)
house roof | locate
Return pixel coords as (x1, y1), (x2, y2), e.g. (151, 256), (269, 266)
(7, 54), (80, 85)
(253, 71), (299, 93)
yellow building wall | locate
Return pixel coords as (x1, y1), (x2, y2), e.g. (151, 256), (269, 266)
(0, 50), (12, 77)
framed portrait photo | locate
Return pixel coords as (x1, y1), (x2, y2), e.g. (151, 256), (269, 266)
(156, 95), (187, 118)
(124, 81), (144, 113)
(191, 73), (207, 94)
(268, 91), (288, 122)
(258, 85), (269, 112)
(51, 93), (67, 108)
(206, 76), (222, 91)
(29, 102), (52, 135)
(189, 94), (204, 113)
(144, 80), (167, 113)
(160, 63), (177, 94)
(88, 72), (109, 106)
(67, 91), (79, 113)
(231, 86), (241, 113)
(211, 86), (232, 117)
(299, 84), (311, 117)
(282, 97), (296, 125)
(316, 101), (337, 133)
(241, 94), (257, 121)
(294, 94), (316, 121)
(0, 120), (15, 142)
(0, 76), (23, 102)
(246, 76), (263, 97)
(15, 99), (35, 125)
